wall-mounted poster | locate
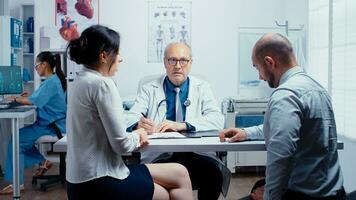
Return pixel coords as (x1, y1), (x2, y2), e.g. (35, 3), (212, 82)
(148, 1), (191, 63)
(55, 0), (99, 42)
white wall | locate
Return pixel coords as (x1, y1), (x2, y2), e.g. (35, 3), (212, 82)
(338, 136), (356, 192)
(9, 0), (34, 18)
(0, 0), (9, 15)
(285, 0), (309, 24)
(106, 0), (309, 100)
(17, 0), (308, 101)
(285, 0), (309, 64)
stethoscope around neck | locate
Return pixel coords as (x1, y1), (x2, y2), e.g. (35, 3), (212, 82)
(153, 95), (191, 122)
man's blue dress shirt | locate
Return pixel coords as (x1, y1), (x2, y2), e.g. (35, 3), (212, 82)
(163, 77), (195, 131)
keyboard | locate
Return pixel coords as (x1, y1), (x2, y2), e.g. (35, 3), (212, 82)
(0, 101), (26, 110)
(0, 103), (11, 109)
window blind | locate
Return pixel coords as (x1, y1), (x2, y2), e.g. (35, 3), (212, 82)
(308, 0), (329, 89)
(309, 0), (356, 140)
(331, 0), (356, 140)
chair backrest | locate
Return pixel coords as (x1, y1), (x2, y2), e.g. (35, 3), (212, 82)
(137, 73), (208, 94)
(137, 74), (163, 94)
(347, 190), (356, 200)
(36, 135), (59, 144)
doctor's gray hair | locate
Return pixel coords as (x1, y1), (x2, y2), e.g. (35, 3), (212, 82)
(164, 42), (192, 58)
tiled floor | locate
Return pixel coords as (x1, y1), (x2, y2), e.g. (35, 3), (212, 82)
(0, 164), (264, 200)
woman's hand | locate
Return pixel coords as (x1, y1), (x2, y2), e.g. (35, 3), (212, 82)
(4, 96), (32, 105)
(137, 117), (157, 134)
(133, 128), (149, 148)
(21, 91), (31, 97)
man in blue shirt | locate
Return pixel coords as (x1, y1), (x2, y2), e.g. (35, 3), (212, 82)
(220, 33), (345, 200)
(127, 42), (227, 200)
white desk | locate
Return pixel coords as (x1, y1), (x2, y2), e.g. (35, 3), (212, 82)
(0, 107), (35, 200)
(54, 135), (344, 153)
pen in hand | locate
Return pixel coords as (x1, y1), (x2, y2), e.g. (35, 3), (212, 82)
(141, 112), (147, 118)
(140, 112), (158, 133)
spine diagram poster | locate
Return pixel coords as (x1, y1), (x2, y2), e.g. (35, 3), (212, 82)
(55, 0), (99, 42)
(148, 1), (191, 63)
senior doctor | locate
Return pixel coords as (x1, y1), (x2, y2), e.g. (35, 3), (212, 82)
(126, 42), (228, 200)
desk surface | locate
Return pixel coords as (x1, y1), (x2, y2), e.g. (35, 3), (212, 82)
(54, 135), (344, 153)
(0, 106), (35, 118)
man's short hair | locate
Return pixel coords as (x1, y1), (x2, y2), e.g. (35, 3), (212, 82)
(251, 178), (266, 193)
(255, 33), (295, 66)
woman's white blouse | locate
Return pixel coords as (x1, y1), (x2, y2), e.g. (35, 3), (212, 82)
(66, 68), (140, 183)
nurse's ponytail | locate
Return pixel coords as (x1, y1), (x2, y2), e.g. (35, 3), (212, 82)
(53, 54), (67, 92)
(36, 51), (67, 92)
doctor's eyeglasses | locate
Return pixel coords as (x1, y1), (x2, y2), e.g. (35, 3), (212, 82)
(166, 58), (191, 67)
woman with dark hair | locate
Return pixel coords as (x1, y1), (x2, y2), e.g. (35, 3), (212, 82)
(0, 52), (67, 195)
(65, 25), (193, 200)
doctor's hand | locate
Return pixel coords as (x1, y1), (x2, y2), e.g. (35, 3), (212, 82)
(133, 128), (149, 148)
(219, 128), (247, 143)
(137, 117), (157, 134)
(157, 120), (187, 132)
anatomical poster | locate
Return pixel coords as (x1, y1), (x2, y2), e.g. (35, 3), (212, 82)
(148, 1), (191, 63)
(55, 0), (99, 42)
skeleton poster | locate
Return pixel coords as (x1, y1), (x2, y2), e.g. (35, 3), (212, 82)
(148, 1), (191, 63)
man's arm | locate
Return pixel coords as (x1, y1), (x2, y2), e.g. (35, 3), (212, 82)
(263, 90), (302, 200)
(219, 125), (264, 142)
(244, 125), (264, 140)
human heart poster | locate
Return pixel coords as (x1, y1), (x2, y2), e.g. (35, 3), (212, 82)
(55, 0), (99, 42)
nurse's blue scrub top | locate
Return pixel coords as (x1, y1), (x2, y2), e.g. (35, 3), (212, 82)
(28, 74), (67, 132)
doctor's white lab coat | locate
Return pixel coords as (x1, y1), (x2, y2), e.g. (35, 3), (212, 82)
(126, 75), (224, 132)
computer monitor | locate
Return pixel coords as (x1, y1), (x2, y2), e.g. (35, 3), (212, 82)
(0, 66), (23, 95)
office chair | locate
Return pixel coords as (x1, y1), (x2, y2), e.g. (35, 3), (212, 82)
(137, 74), (210, 93)
(347, 189), (356, 200)
(122, 152), (141, 165)
(137, 74), (163, 93)
(216, 151), (228, 164)
(0, 165), (3, 177)
(32, 129), (65, 191)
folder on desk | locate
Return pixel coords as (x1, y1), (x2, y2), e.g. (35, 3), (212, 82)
(148, 132), (186, 139)
(147, 130), (221, 139)
(181, 130), (220, 138)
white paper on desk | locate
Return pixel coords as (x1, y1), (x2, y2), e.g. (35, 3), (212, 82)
(148, 132), (186, 139)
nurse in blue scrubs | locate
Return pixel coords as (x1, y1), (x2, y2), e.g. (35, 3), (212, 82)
(0, 51), (67, 195)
